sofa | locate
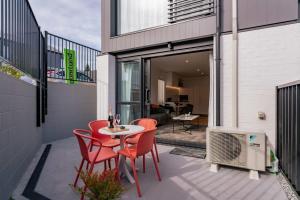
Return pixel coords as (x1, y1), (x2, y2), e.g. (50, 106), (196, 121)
(150, 104), (170, 125)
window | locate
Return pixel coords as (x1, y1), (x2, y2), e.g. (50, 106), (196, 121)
(116, 0), (168, 35)
(117, 61), (142, 124)
(111, 0), (215, 36)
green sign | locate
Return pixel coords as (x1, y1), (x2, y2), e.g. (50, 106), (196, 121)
(64, 49), (77, 84)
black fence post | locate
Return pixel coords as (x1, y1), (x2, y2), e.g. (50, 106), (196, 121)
(36, 80), (41, 127)
(44, 31), (48, 116)
(36, 26), (41, 127)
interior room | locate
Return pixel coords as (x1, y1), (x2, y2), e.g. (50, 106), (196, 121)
(149, 51), (210, 147)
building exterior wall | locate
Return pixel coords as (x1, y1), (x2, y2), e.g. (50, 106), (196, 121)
(102, 0), (299, 54)
(43, 82), (97, 143)
(101, 0), (216, 53)
(0, 73), (42, 200)
(220, 23), (300, 148)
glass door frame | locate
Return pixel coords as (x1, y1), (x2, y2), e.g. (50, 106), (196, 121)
(116, 57), (149, 123)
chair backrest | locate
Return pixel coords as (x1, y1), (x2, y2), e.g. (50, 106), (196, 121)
(88, 120), (111, 141)
(180, 104), (194, 114)
(73, 129), (102, 161)
(131, 118), (157, 131)
(135, 128), (157, 156)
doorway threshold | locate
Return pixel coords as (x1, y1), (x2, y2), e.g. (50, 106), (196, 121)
(156, 137), (206, 149)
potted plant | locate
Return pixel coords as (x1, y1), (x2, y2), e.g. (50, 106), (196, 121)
(73, 169), (124, 200)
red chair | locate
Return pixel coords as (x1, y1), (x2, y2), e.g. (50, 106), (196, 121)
(73, 129), (119, 200)
(88, 120), (120, 148)
(89, 120), (120, 169)
(128, 118), (160, 164)
(118, 128), (161, 197)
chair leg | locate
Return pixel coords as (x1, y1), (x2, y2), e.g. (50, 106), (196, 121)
(81, 163), (95, 200)
(85, 162), (89, 170)
(74, 159), (85, 187)
(151, 150), (161, 181)
(130, 159), (142, 197)
(154, 138), (160, 163)
(143, 155), (146, 173)
(104, 161), (107, 171)
(108, 159), (112, 170)
(114, 157), (120, 182)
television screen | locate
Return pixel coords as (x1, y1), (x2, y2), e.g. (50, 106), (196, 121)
(179, 95), (188, 102)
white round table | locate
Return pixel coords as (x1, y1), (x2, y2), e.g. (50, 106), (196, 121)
(99, 125), (144, 184)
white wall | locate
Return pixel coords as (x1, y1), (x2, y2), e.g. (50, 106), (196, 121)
(150, 66), (166, 104)
(182, 77), (210, 114)
(220, 23), (300, 148)
(97, 54), (116, 119)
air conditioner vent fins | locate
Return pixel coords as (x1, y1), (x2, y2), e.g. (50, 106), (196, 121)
(209, 132), (247, 167)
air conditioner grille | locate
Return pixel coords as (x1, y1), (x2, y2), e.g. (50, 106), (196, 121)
(209, 132), (247, 167)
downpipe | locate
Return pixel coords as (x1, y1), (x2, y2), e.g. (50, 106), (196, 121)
(215, 0), (221, 126)
(232, 0), (238, 128)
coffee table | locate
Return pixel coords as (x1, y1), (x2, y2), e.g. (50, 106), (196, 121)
(172, 115), (200, 134)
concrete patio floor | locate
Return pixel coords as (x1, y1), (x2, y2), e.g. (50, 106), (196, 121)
(13, 137), (288, 200)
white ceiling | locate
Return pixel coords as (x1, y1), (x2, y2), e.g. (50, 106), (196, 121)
(151, 51), (210, 77)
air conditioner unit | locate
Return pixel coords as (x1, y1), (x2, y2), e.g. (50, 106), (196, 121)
(207, 127), (266, 172)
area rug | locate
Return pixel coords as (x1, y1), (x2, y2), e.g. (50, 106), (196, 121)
(170, 147), (206, 159)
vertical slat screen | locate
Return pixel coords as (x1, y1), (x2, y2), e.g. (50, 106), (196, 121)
(277, 82), (300, 192)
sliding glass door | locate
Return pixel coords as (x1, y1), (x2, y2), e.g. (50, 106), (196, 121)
(117, 61), (142, 124)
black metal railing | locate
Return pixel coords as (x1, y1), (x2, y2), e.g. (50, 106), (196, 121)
(0, 0), (42, 79)
(277, 81), (300, 193)
(0, 0), (46, 126)
(46, 32), (100, 83)
(168, 0), (215, 23)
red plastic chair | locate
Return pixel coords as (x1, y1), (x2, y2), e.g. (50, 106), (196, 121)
(118, 128), (161, 197)
(128, 118), (160, 165)
(89, 120), (121, 170)
(88, 120), (120, 148)
(73, 129), (119, 200)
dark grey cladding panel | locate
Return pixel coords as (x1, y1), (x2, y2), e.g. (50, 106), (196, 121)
(221, 0), (298, 33)
(221, 0), (232, 32)
(103, 17), (216, 53)
(238, 0), (298, 30)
